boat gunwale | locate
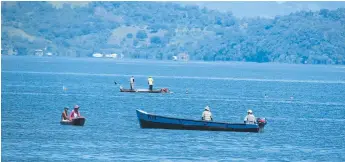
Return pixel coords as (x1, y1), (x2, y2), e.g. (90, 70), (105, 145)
(120, 88), (163, 92)
(60, 117), (86, 126)
(136, 109), (254, 126)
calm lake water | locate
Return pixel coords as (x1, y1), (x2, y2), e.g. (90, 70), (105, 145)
(2, 56), (345, 161)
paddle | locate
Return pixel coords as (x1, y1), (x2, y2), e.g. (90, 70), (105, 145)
(114, 81), (126, 90)
(114, 81), (124, 87)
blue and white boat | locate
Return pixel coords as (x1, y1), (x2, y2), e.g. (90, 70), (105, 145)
(136, 109), (267, 133)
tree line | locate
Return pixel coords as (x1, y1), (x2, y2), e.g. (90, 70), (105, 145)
(1, 2), (345, 64)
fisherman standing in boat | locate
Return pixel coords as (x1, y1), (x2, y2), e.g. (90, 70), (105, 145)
(70, 105), (81, 119)
(61, 107), (70, 121)
(244, 109), (256, 124)
(202, 106), (213, 121)
(130, 76), (135, 90)
(148, 76), (154, 91)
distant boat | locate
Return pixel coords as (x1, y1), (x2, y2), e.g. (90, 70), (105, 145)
(120, 86), (169, 93)
(136, 109), (267, 133)
(60, 117), (86, 126)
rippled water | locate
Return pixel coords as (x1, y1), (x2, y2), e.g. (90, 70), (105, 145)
(2, 56), (345, 161)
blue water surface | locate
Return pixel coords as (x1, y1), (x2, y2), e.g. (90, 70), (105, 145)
(2, 56), (345, 161)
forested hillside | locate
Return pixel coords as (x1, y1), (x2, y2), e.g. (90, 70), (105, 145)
(2, 2), (345, 64)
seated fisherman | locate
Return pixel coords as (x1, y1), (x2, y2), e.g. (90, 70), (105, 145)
(202, 106), (213, 121)
(244, 109), (256, 124)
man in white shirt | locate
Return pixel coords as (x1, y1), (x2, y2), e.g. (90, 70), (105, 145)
(244, 109), (256, 124)
(202, 106), (213, 121)
(130, 76), (135, 90)
(148, 76), (154, 91)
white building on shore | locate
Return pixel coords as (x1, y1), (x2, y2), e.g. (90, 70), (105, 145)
(104, 53), (117, 58)
(35, 49), (44, 56)
(92, 53), (103, 58)
(92, 53), (124, 59)
(172, 56), (178, 61)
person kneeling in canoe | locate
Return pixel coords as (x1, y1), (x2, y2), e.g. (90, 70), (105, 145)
(61, 107), (70, 121)
(244, 109), (256, 124)
(202, 106), (213, 121)
(70, 105), (81, 119)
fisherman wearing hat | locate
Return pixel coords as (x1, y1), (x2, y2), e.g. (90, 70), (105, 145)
(70, 105), (81, 119)
(202, 106), (213, 121)
(244, 109), (256, 124)
(148, 76), (154, 91)
(61, 107), (70, 121)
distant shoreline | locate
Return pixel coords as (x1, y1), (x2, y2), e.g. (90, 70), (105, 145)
(2, 55), (345, 68)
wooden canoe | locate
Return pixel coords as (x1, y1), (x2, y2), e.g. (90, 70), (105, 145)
(120, 87), (169, 93)
(136, 109), (266, 133)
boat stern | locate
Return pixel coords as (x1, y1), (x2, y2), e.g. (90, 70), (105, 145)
(256, 117), (267, 128)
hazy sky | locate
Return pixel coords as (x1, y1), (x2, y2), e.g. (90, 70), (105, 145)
(47, 1), (345, 18)
(180, 1), (345, 18)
